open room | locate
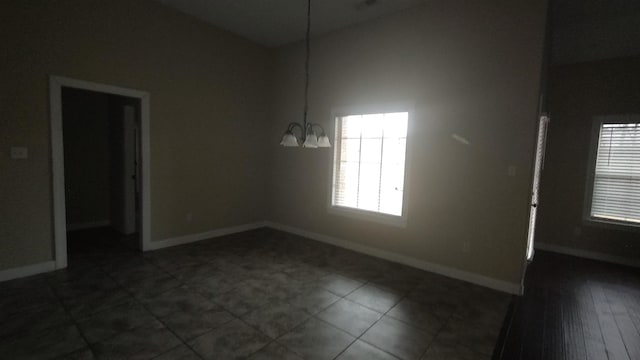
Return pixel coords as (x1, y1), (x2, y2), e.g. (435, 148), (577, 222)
(1, 0), (638, 359)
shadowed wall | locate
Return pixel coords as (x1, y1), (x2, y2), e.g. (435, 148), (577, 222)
(536, 56), (640, 261)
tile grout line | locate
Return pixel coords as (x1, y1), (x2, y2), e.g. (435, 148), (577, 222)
(44, 276), (95, 358)
(93, 256), (211, 360)
(191, 261), (337, 357)
(243, 270), (366, 359)
(238, 271), (366, 359)
(130, 252), (282, 359)
(329, 281), (411, 360)
(50, 258), (155, 352)
(416, 303), (458, 360)
(126, 244), (272, 359)
(172, 256), (344, 358)
(262, 271), (444, 359)
(25, 230), (510, 360)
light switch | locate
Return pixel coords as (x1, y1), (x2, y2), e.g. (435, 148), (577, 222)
(507, 165), (517, 177)
(10, 147), (28, 159)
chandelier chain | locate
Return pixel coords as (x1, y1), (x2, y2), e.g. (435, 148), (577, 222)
(303, 0), (311, 128)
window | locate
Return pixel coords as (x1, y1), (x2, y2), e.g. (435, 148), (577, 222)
(586, 116), (640, 227)
(331, 109), (409, 225)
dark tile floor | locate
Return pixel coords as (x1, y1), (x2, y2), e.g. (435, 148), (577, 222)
(0, 227), (510, 359)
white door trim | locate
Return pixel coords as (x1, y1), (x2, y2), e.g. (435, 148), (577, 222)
(49, 75), (152, 269)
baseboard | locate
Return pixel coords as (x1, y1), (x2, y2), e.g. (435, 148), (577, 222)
(265, 221), (522, 295)
(535, 242), (640, 268)
(146, 222), (267, 251)
(0, 261), (56, 283)
(67, 220), (110, 231)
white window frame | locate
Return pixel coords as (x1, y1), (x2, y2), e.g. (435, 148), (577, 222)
(583, 115), (640, 231)
(327, 102), (412, 227)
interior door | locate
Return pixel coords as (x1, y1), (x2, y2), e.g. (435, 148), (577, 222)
(526, 114), (550, 260)
(111, 104), (138, 235)
(121, 105), (138, 235)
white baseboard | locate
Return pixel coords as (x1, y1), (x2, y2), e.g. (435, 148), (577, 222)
(0, 261), (56, 283)
(146, 222), (267, 251)
(67, 220), (110, 231)
(265, 221), (522, 295)
(535, 242), (640, 268)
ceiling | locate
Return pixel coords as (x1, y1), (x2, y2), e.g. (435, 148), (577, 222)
(153, 0), (428, 47)
(551, 0), (640, 25)
(550, 0), (640, 64)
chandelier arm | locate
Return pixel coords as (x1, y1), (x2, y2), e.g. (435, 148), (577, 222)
(287, 122), (304, 135)
(309, 123), (327, 136)
(287, 122), (305, 139)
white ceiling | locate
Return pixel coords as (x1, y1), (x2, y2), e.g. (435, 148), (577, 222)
(153, 0), (428, 47)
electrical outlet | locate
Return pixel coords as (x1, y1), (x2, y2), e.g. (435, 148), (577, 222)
(462, 241), (470, 253)
(507, 165), (517, 177)
(185, 213), (193, 222)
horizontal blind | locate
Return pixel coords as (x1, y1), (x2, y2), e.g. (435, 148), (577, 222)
(333, 112), (408, 216)
(591, 123), (640, 223)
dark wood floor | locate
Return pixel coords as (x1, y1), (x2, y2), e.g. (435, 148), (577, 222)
(495, 250), (640, 360)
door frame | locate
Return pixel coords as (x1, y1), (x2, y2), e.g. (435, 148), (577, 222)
(525, 114), (550, 261)
(49, 75), (151, 269)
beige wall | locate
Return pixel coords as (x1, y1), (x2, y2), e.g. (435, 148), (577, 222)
(0, 0), (550, 286)
(267, 0), (548, 285)
(536, 56), (640, 260)
(0, 0), (270, 270)
(62, 88), (111, 227)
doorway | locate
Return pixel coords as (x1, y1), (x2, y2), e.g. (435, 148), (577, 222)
(50, 76), (151, 269)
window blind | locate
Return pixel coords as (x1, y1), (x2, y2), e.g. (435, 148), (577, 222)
(332, 112), (408, 216)
(591, 122), (640, 224)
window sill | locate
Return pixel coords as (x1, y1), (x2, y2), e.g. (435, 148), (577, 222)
(583, 216), (640, 233)
(328, 205), (407, 228)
